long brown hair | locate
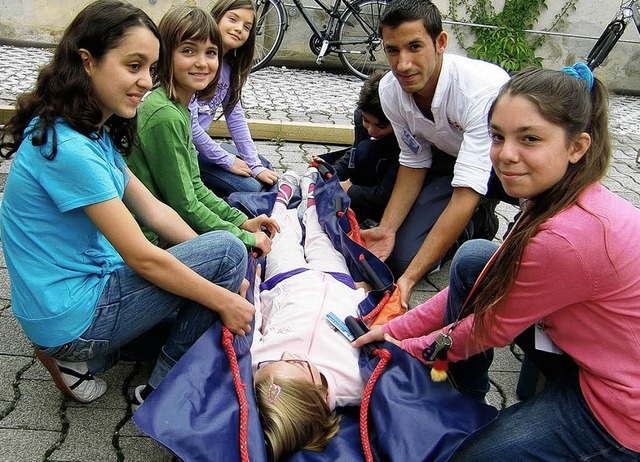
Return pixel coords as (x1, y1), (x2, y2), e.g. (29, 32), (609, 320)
(470, 66), (611, 340)
(210, 0), (257, 114)
(0, 0), (160, 159)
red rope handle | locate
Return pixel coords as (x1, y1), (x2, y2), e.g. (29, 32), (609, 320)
(346, 208), (364, 246)
(361, 291), (391, 324)
(359, 348), (392, 462)
(222, 327), (251, 462)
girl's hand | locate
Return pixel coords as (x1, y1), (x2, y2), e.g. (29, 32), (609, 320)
(253, 231), (272, 255)
(383, 333), (402, 348)
(311, 155), (325, 165)
(351, 325), (385, 348)
(241, 214), (280, 236)
(256, 169), (279, 186)
(229, 158), (252, 177)
(218, 291), (255, 336)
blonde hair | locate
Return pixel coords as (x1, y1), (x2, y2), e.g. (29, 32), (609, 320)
(255, 375), (341, 461)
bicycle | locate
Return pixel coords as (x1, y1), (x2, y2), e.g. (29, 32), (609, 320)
(584, 0), (640, 165)
(586, 0), (640, 70)
(251, 0), (389, 79)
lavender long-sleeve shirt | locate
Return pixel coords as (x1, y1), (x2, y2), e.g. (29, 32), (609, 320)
(189, 61), (266, 177)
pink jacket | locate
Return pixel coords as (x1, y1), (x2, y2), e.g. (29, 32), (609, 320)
(252, 271), (366, 409)
(384, 183), (640, 451)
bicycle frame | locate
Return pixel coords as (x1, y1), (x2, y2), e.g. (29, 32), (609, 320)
(282, 0), (381, 62)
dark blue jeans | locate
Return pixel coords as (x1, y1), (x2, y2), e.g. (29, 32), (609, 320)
(198, 149), (271, 198)
(39, 231), (247, 389)
(446, 239), (640, 461)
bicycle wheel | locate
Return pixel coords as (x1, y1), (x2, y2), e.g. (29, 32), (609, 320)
(586, 19), (626, 70)
(252, 0), (286, 72)
(337, 0), (389, 79)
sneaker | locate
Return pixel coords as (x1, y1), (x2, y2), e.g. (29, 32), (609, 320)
(131, 383), (154, 412)
(35, 349), (107, 403)
(275, 170), (301, 208)
(298, 167), (319, 218)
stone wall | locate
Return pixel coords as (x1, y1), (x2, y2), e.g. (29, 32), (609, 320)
(0, 0), (638, 93)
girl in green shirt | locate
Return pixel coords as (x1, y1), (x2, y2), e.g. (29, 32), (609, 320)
(127, 5), (278, 252)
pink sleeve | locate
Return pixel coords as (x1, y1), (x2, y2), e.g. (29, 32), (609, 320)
(382, 288), (448, 363)
(446, 229), (592, 362)
(390, 228), (592, 364)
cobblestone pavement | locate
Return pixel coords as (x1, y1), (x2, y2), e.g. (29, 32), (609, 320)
(1, 45), (639, 461)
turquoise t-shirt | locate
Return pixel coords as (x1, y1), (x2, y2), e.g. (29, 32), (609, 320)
(1, 119), (128, 347)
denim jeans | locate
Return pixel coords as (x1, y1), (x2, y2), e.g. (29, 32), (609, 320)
(445, 239), (498, 402)
(39, 231), (247, 389)
(446, 240), (640, 461)
(198, 153), (271, 197)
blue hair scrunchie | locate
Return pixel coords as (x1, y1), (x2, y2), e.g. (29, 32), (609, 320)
(560, 62), (594, 92)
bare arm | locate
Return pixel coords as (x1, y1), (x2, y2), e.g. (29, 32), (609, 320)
(361, 166), (427, 260)
(123, 168), (197, 246)
(84, 182), (254, 334)
(398, 187), (481, 305)
(379, 166), (427, 233)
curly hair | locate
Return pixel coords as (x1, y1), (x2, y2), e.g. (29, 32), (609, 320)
(0, 0), (159, 159)
(255, 375), (341, 461)
(357, 69), (390, 124)
(210, 0), (257, 114)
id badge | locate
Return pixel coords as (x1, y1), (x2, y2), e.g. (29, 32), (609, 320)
(348, 147), (356, 169)
(401, 129), (421, 155)
(534, 321), (563, 355)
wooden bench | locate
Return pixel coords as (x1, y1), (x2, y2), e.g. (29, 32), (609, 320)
(0, 105), (353, 145)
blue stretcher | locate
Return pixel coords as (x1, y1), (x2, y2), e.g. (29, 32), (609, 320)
(133, 163), (498, 461)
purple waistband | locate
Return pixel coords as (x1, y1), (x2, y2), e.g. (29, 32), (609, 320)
(259, 268), (356, 292)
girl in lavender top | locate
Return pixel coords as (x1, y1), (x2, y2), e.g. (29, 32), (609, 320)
(190, 0), (279, 197)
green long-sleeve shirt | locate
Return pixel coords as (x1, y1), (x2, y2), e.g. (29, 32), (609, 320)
(127, 87), (255, 247)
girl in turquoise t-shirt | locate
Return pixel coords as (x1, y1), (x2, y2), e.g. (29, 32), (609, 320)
(0, 1), (259, 407)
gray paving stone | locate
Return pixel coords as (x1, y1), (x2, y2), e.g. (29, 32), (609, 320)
(0, 428), (60, 462)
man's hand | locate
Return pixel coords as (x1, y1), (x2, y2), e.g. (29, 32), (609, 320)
(229, 158), (252, 177)
(396, 274), (417, 309)
(241, 214), (280, 236)
(217, 291), (255, 336)
(361, 227), (395, 261)
(340, 179), (352, 193)
(256, 169), (279, 186)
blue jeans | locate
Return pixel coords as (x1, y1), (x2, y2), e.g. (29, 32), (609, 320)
(446, 240), (640, 461)
(445, 239), (498, 402)
(39, 231), (247, 389)
(198, 152), (271, 197)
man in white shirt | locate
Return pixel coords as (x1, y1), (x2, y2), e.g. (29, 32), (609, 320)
(362, 0), (510, 306)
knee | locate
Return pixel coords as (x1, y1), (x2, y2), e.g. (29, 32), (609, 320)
(451, 240), (499, 280)
(218, 232), (248, 267)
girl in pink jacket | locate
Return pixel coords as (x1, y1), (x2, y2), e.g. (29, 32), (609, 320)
(356, 65), (640, 461)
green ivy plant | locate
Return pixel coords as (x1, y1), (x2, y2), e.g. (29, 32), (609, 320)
(447, 0), (578, 74)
